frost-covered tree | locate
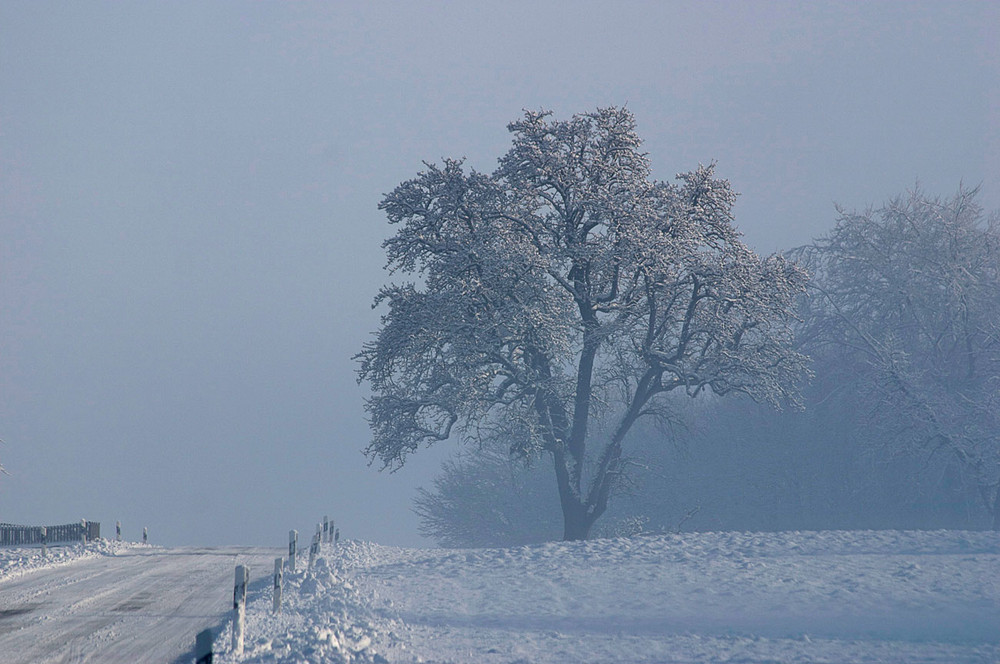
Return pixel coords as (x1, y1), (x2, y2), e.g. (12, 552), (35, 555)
(797, 187), (1000, 528)
(357, 108), (808, 540)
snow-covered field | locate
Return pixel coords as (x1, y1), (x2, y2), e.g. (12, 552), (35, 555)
(209, 530), (1000, 664)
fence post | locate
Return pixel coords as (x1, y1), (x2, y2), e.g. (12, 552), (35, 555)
(273, 557), (283, 614)
(41, 526), (47, 557)
(116, 521), (121, 542)
(288, 530), (298, 572)
(81, 519), (87, 546)
(323, 516), (329, 544)
(232, 565), (248, 655)
(195, 628), (213, 664)
(143, 527), (148, 545)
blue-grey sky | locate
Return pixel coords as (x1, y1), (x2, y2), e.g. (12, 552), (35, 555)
(1, 2), (997, 546)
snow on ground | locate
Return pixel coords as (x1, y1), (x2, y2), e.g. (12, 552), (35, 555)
(212, 530), (1000, 664)
(0, 542), (282, 663)
(0, 538), (139, 583)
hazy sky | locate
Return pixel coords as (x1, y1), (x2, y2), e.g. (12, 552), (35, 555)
(2, 2), (997, 547)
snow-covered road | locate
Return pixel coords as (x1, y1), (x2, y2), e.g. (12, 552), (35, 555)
(0, 544), (281, 663)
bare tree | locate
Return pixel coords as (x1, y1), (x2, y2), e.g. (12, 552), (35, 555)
(797, 186), (1000, 528)
(357, 108), (807, 540)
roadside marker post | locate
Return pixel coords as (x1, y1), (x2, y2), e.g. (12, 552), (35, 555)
(273, 557), (283, 614)
(142, 527), (148, 544)
(288, 530), (298, 572)
(195, 628), (213, 664)
(309, 529), (319, 570)
(41, 526), (47, 558)
(323, 516), (329, 544)
(232, 565), (248, 655)
(116, 521), (121, 542)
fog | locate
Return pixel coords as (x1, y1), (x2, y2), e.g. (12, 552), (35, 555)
(1, 2), (997, 547)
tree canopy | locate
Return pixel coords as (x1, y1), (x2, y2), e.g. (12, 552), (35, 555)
(357, 108), (807, 539)
(797, 186), (1000, 527)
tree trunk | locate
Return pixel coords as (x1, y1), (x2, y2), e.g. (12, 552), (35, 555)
(552, 450), (600, 540)
(992, 482), (1000, 531)
(561, 499), (596, 541)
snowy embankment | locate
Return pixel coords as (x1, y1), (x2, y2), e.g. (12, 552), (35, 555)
(213, 530), (1000, 664)
(0, 538), (138, 583)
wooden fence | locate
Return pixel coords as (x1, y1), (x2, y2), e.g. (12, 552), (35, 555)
(0, 521), (101, 546)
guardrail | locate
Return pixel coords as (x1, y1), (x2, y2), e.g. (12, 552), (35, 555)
(0, 520), (101, 546)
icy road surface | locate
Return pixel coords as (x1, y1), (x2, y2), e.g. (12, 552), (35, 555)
(0, 543), (281, 663)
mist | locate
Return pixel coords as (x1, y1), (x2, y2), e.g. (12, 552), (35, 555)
(1, 2), (997, 547)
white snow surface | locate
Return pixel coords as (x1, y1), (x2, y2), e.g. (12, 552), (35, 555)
(0, 541), (284, 663)
(0, 538), (137, 583)
(212, 529), (1000, 664)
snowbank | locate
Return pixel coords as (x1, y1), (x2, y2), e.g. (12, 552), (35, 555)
(212, 530), (1000, 663)
(213, 548), (397, 663)
(0, 538), (142, 583)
